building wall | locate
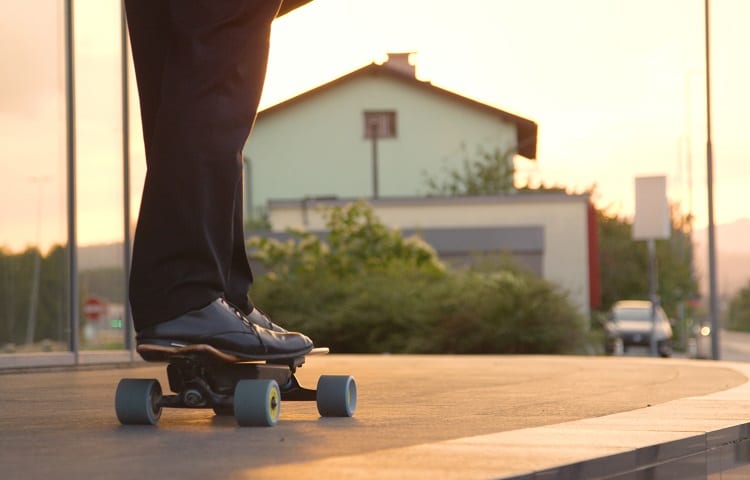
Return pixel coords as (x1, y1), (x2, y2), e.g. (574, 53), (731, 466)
(249, 224), (545, 279)
(244, 73), (518, 215)
(267, 195), (592, 318)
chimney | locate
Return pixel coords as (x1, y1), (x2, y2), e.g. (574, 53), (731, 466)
(384, 52), (416, 77)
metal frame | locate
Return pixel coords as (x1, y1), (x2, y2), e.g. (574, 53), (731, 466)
(121, 0), (134, 357)
(60, 1), (135, 366)
(64, 0), (79, 363)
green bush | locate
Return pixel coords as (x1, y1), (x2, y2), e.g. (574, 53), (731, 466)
(247, 201), (586, 354)
(248, 266), (439, 353)
(249, 265), (584, 354)
(429, 269), (585, 354)
(249, 200), (444, 278)
(728, 281), (750, 332)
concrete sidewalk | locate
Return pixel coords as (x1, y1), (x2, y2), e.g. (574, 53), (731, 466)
(1, 355), (749, 479)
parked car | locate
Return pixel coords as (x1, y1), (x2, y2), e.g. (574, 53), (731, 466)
(604, 300), (673, 357)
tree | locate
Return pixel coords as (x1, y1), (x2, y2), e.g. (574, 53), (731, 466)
(728, 281), (750, 332)
(420, 144), (699, 320)
(597, 207), (698, 319)
(424, 144), (516, 196)
(0, 245), (67, 347)
(248, 200), (445, 278)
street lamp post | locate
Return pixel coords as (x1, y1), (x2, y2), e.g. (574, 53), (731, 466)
(704, 0), (720, 360)
(369, 120), (380, 199)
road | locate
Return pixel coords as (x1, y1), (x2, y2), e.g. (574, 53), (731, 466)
(721, 328), (750, 362)
(0, 354), (747, 479)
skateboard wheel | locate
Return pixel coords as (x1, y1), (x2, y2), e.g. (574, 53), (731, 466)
(115, 379), (162, 425)
(234, 379), (281, 427)
(316, 375), (357, 417)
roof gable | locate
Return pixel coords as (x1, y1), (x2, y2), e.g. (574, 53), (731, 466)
(259, 58), (538, 159)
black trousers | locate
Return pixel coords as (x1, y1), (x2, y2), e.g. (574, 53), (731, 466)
(125, 0), (282, 330)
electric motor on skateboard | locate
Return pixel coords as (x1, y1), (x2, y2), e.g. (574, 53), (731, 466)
(115, 346), (356, 426)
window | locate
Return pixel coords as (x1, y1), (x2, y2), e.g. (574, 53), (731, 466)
(363, 111), (397, 139)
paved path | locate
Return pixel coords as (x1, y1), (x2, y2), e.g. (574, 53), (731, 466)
(0, 355), (748, 479)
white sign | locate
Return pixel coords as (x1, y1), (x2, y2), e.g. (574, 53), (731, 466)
(633, 175), (670, 240)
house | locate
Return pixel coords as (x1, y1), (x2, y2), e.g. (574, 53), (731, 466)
(242, 53), (537, 218)
(244, 54), (599, 317)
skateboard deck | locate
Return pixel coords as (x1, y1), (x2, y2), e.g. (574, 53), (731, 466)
(136, 343), (329, 364)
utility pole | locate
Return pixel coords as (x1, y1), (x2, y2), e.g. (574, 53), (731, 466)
(369, 120), (380, 199)
(704, 0), (720, 360)
(364, 111), (396, 199)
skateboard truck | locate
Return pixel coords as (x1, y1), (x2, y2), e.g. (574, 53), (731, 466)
(162, 354), (317, 409)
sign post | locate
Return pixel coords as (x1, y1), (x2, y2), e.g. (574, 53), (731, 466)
(364, 111), (396, 199)
(83, 297), (108, 322)
(634, 176), (670, 356)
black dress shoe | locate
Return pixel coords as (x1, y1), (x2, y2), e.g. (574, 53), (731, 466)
(244, 307), (288, 333)
(136, 298), (313, 359)
(220, 299), (288, 333)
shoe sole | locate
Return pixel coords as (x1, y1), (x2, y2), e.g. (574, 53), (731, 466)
(136, 341), (320, 363)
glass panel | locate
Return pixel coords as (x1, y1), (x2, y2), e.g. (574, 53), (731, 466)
(0, 1), (69, 353)
(75, 1), (127, 350)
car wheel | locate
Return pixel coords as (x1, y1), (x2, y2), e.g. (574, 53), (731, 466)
(657, 340), (672, 358)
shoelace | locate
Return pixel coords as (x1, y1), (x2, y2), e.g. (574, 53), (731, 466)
(251, 306), (276, 330)
(221, 298), (277, 330)
(219, 298), (267, 350)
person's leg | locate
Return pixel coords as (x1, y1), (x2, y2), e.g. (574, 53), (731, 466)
(126, 0), (311, 358)
(123, 0), (169, 164)
(128, 0), (282, 331)
(225, 183), (255, 315)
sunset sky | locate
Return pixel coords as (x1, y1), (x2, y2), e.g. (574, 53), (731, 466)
(2, 0), (749, 252)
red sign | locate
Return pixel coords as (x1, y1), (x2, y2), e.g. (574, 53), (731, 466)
(83, 297), (108, 321)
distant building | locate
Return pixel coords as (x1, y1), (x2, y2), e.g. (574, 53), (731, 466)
(243, 53), (537, 218)
(263, 194), (600, 318)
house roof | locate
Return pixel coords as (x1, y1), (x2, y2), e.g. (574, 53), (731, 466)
(258, 57), (538, 159)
